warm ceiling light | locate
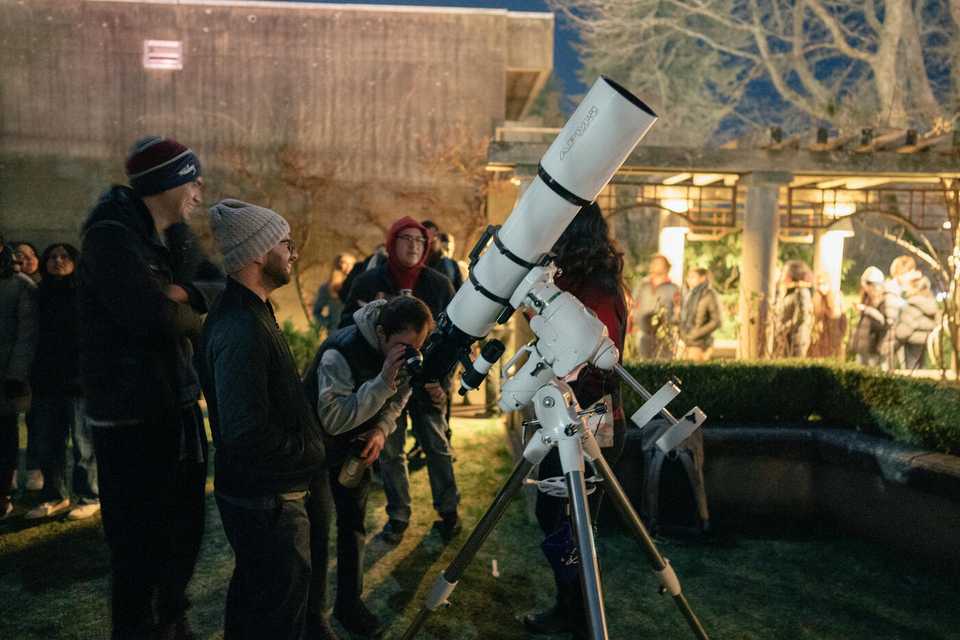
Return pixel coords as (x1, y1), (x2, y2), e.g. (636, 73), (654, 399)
(816, 177), (850, 189)
(662, 173), (692, 185)
(692, 174), (723, 186)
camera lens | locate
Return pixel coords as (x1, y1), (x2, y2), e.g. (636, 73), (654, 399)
(402, 345), (423, 377)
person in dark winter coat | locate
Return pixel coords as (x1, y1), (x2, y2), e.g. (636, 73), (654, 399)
(340, 217), (459, 545)
(421, 220), (464, 291)
(774, 260), (814, 358)
(850, 267), (887, 367)
(200, 200), (338, 640)
(521, 203), (629, 640)
(23, 243), (100, 521)
(79, 136), (221, 640)
(894, 272), (939, 370)
(10, 240), (43, 489)
(678, 267), (722, 361)
(0, 239), (37, 519)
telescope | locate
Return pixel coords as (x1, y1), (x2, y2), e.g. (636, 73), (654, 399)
(406, 77), (709, 640)
(420, 76), (656, 383)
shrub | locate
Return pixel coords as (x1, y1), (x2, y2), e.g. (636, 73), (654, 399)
(621, 360), (960, 454)
(281, 319), (324, 374)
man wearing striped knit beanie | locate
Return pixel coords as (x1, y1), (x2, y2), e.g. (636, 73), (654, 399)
(78, 136), (217, 640)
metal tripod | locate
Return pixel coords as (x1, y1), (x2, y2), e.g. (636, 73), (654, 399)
(399, 379), (709, 640)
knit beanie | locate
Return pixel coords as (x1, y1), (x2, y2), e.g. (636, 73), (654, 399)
(208, 199), (291, 273)
(125, 136), (202, 197)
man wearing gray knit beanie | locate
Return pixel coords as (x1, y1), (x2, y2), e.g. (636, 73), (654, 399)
(200, 199), (340, 640)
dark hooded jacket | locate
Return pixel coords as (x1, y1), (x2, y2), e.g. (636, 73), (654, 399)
(78, 185), (221, 422)
(31, 271), (81, 397)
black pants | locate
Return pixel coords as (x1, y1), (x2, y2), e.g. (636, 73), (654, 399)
(0, 412), (18, 502)
(92, 405), (208, 639)
(217, 492), (314, 640)
(533, 423), (626, 616)
(318, 447), (372, 613)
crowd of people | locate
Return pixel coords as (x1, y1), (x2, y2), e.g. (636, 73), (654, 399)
(628, 254), (723, 361)
(0, 135), (476, 640)
(0, 131), (946, 640)
(627, 251), (941, 370)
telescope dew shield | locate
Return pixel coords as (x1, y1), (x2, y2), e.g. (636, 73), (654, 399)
(446, 77), (657, 339)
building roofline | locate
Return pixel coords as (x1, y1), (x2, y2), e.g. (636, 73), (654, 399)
(88, 0), (554, 20)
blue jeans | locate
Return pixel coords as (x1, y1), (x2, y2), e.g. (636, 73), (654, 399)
(30, 395), (98, 503)
(380, 393), (460, 523)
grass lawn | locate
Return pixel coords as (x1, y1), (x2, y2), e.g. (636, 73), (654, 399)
(1, 414), (957, 639)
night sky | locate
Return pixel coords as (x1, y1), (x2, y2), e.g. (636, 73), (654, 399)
(284, 1), (586, 102)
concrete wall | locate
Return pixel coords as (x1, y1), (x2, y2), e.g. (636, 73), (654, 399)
(0, 0), (552, 320)
(608, 427), (960, 569)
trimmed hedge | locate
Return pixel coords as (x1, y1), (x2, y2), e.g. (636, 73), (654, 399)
(620, 360), (960, 455)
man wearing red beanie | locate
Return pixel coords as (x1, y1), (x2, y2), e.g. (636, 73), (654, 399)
(339, 217), (461, 545)
(79, 136), (222, 639)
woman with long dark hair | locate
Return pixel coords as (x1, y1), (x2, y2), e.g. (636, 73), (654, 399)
(522, 202), (629, 639)
(24, 243), (100, 520)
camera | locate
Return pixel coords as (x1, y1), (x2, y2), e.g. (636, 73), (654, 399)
(402, 345), (424, 377)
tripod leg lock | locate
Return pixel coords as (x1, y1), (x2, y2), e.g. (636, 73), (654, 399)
(425, 574), (459, 611)
(655, 559), (682, 597)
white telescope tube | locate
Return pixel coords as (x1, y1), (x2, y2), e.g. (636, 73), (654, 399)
(445, 77), (657, 339)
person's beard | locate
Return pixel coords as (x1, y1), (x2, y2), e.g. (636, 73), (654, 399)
(263, 253), (291, 289)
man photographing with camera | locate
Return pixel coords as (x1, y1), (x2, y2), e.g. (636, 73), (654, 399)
(339, 217), (461, 545)
(304, 295), (434, 638)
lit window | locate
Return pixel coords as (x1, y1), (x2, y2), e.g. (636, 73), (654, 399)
(143, 40), (183, 70)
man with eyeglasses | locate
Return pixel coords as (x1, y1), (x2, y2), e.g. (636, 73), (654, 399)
(78, 136), (223, 639)
(200, 199), (338, 640)
(340, 217), (461, 545)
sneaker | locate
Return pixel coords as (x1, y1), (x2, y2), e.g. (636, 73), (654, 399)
(25, 469), (44, 491)
(522, 604), (570, 635)
(432, 512), (462, 543)
(0, 500), (12, 520)
(377, 519), (408, 545)
(24, 498), (71, 520)
(334, 601), (384, 638)
(68, 502), (101, 520)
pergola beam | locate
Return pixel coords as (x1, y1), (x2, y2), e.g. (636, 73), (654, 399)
(488, 141), (960, 177)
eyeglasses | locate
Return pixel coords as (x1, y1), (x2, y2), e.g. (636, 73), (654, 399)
(396, 234), (426, 247)
(280, 238), (296, 253)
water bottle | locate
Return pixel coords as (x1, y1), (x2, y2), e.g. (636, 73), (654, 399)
(337, 442), (370, 489)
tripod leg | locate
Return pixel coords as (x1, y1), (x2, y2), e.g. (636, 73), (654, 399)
(399, 455), (536, 640)
(565, 467), (609, 640)
(590, 451), (710, 640)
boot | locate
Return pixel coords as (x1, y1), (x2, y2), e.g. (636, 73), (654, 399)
(522, 599), (570, 634)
